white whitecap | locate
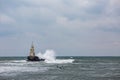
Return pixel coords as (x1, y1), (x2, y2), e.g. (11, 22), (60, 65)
(0, 66), (49, 76)
(45, 59), (74, 64)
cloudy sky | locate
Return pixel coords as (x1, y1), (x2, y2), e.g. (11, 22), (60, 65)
(0, 0), (120, 56)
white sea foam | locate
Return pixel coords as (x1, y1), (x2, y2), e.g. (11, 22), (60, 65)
(2, 60), (27, 66)
(45, 59), (74, 63)
(37, 49), (74, 64)
(0, 66), (48, 76)
(0, 66), (38, 73)
(11, 60), (27, 63)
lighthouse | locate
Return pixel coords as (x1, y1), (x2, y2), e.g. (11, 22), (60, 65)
(29, 42), (35, 57)
(27, 42), (45, 61)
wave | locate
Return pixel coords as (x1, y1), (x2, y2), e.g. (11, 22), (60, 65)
(45, 59), (74, 63)
(0, 66), (49, 77)
(11, 60), (27, 63)
(37, 49), (74, 64)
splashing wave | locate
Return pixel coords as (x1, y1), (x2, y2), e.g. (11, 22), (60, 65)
(37, 49), (74, 64)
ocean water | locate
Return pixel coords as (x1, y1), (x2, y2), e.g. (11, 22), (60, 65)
(0, 56), (120, 80)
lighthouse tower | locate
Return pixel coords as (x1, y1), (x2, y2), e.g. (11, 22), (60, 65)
(29, 42), (35, 57)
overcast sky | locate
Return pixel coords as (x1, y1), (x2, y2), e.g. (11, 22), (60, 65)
(0, 0), (120, 56)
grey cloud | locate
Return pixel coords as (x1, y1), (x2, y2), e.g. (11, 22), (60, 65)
(0, 0), (120, 56)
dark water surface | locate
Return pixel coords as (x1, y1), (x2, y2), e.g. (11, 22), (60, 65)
(0, 56), (120, 80)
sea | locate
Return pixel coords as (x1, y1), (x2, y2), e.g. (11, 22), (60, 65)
(0, 56), (120, 80)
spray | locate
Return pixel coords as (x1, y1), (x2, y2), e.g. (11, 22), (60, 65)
(37, 49), (56, 61)
(37, 49), (74, 63)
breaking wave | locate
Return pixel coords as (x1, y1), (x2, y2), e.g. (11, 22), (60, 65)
(37, 49), (74, 64)
(45, 59), (74, 63)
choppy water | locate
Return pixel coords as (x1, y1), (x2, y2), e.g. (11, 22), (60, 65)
(0, 56), (120, 80)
